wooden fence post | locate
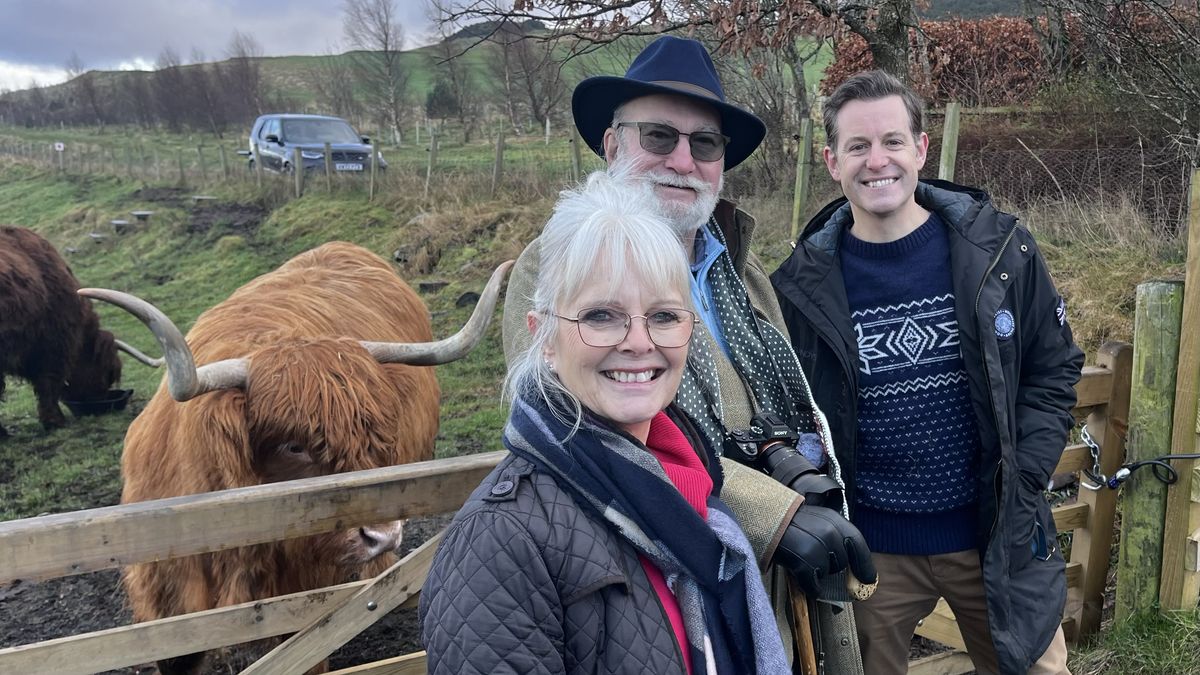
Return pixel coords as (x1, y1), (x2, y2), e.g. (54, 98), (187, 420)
(790, 118), (814, 242)
(1072, 341), (1134, 637)
(570, 132), (583, 183)
(324, 142), (333, 192)
(1117, 281), (1185, 621)
(253, 144), (263, 190)
(153, 149), (161, 182)
(368, 140), (377, 202)
(423, 134), (438, 200)
(293, 146), (303, 197)
(939, 102), (961, 182)
(218, 145), (229, 181)
(491, 131), (505, 197)
(544, 116), (551, 145)
(177, 151), (186, 186)
(1160, 167), (1200, 610)
(196, 146), (207, 184)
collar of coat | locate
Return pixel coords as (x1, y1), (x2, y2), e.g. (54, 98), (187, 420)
(712, 197), (755, 274)
(799, 179), (1008, 256)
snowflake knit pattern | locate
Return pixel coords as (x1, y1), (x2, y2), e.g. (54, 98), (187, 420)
(840, 213), (980, 555)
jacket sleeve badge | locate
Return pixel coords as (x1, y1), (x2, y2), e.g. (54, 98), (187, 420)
(994, 308), (1016, 340)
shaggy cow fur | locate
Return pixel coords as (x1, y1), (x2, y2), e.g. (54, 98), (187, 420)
(0, 226), (122, 436)
(120, 242), (441, 674)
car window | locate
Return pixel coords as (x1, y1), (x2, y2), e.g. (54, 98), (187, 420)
(262, 119), (280, 139)
(281, 119), (360, 144)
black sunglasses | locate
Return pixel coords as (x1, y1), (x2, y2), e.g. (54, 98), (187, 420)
(615, 122), (730, 162)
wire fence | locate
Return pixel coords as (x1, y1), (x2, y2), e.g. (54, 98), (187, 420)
(1, 117), (1192, 238)
(0, 131), (608, 205)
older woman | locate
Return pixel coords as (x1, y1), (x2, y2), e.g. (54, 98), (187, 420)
(420, 171), (789, 674)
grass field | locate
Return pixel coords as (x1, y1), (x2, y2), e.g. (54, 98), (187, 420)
(0, 125), (1196, 670)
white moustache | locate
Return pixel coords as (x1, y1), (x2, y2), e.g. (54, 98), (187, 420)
(644, 171), (713, 196)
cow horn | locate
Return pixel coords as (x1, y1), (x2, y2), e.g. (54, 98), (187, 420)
(114, 339), (165, 368)
(78, 288), (249, 401)
(361, 260), (514, 365)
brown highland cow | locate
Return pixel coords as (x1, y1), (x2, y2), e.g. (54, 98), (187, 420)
(83, 241), (510, 675)
(0, 226), (124, 435)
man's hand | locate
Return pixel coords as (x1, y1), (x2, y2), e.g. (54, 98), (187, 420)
(775, 504), (877, 597)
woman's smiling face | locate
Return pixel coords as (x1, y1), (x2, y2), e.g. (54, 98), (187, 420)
(544, 267), (690, 443)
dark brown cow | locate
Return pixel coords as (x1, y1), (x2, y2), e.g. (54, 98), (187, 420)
(83, 241), (510, 675)
(0, 226), (127, 436)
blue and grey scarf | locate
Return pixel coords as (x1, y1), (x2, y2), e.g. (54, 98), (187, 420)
(502, 390), (789, 675)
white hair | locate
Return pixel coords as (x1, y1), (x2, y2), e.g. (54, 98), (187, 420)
(505, 167), (694, 429)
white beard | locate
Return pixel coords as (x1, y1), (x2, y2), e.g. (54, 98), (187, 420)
(607, 147), (723, 239)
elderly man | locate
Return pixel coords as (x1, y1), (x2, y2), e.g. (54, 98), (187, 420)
(502, 35), (875, 672)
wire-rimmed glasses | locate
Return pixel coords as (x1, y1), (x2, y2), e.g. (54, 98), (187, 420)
(554, 307), (698, 348)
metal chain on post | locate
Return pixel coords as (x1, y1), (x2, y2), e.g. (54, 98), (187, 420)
(1079, 424), (1106, 490)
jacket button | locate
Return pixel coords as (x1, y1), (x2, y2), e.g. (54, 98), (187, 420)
(1000, 272), (1009, 280)
(491, 480), (515, 496)
(1020, 244), (1029, 252)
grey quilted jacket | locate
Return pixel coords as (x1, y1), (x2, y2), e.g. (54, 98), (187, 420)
(420, 453), (688, 674)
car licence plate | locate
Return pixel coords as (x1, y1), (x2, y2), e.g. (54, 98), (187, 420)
(335, 162), (364, 171)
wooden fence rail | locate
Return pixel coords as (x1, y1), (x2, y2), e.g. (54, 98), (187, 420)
(0, 350), (1130, 674)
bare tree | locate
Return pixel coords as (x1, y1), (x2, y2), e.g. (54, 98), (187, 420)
(65, 51), (106, 127)
(484, 24), (523, 133)
(187, 49), (226, 137)
(509, 26), (571, 128)
(432, 0), (840, 142)
(476, 20), (575, 135)
(429, 32), (482, 142)
(225, 31), (266, 121)
(305, 50), (364, 122)
(120, 72), (154, 129)
(715, 41), (815, 187)
(343, 0), (411, 143)
(152, 47), (188, 131)
(431, 0), (915, 85)
(1032, 0), (1200, 158)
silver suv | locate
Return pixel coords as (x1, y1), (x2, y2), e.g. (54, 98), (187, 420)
(245, 114), (387, 173)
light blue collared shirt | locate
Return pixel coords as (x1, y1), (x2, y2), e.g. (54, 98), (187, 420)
(689, 222), (730, 356)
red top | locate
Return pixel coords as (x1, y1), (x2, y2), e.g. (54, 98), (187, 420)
(638, 411), (714, 675)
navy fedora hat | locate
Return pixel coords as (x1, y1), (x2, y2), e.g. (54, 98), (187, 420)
(572, 35), (766, 170)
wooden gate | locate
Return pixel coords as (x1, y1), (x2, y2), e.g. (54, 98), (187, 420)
(0, 344), (1131, 674)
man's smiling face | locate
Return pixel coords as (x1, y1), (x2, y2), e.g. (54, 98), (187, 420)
(602, 93), (723, 236)
(823, 95), (929, 237)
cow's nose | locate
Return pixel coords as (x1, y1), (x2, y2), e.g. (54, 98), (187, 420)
(359, 522), (403, 559)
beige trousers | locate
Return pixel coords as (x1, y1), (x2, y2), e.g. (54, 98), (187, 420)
(854, 550), (1070, 675)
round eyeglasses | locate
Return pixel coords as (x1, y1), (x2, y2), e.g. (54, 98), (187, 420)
(554, 307), (698, 348)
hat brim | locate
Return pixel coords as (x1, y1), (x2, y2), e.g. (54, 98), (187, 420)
(572, 76), (766, 171)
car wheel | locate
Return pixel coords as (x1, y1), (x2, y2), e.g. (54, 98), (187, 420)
(247, 159), (255, 172)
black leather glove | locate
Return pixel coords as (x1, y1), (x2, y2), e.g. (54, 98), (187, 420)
(774, 504), (877, 597)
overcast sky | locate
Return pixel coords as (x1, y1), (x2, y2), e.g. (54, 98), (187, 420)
(0, 0), (436, 91)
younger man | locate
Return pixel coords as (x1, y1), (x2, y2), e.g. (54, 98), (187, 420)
(771, 70), (1083, 674)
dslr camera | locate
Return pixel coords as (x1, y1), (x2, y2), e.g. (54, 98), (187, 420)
(724, 412), (844, 510)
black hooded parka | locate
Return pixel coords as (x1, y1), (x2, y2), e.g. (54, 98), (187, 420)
(770, 180), (1084, 674)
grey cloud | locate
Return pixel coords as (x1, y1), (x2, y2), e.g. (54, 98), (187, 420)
(0, 0), (433, 71)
